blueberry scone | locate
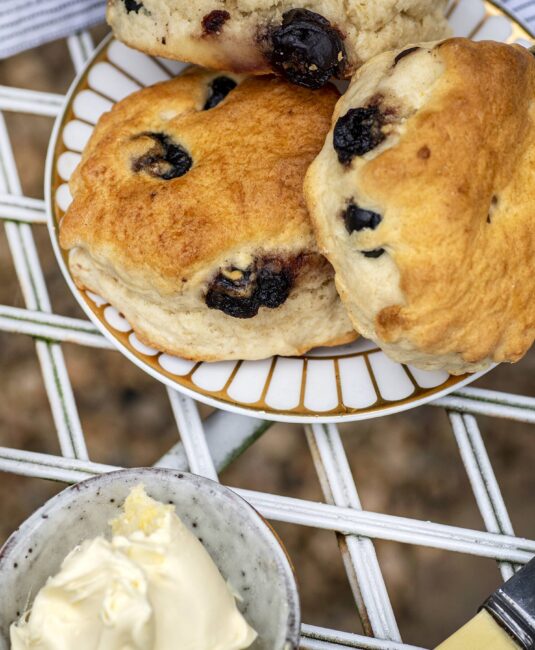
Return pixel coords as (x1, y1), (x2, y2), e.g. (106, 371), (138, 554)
(60, 70), (356, 361)
(305, 39), (535, 375)
(106, 0), (450, 89)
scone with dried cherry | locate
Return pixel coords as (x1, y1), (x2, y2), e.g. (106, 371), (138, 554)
(305, 39), (535, 374)
(60, 69), (356, 360)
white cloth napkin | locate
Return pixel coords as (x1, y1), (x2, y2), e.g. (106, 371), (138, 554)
(0, 0), (105, 59)
(0, 0), (533, 60)
(505, 0), (535, 31)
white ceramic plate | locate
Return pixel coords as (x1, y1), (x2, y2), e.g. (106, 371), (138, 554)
(45, 1), (532, 423)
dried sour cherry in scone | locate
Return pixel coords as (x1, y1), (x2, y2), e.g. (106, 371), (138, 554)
(202, 10), (231, 35)
(205, 257), (295, 318)
(268, 9), (346, 90)
(107, 0), (450, 88)
(59, 69), (356, 361)
(333, 105), (387, 164)
(305, 39), (535, 374)
(256, 260), (295, 308)
(131, 132), (192, 179)
(123, 0), (143, 14)
(342, 203), (382, 233)
(203, 76), (238, 110)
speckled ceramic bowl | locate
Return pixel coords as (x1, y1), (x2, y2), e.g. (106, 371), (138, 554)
(0, 468), (300, 649)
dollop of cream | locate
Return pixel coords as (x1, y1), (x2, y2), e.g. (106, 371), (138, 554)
(10, 485), (257, 650)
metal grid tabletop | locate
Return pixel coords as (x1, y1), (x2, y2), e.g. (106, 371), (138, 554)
(0, 2), (534, 648)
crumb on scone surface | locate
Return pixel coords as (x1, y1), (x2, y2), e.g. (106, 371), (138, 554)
(106, 0), (450, 85)
(305, 39), (535, 374)
(60, 69), (356, 360)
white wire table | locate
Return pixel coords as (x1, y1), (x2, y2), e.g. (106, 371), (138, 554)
(1, 2), (535, 648)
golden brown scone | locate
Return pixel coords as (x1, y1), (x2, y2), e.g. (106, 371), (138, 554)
(106, 0), (449, 89)
(60, 70), (356, 361)
(305, 39), (535, 375)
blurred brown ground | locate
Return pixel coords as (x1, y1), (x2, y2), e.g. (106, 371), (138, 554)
(0, 30), (534, 649)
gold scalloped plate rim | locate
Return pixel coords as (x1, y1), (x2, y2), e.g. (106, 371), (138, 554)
(45, 2), (532, 423)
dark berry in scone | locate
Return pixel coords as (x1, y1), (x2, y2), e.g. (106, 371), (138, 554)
(123, 0), (143, 14)
(202, 10), (231, 35)
(131, 132), (192, 180)
(342, 204), (382, 233)
(267, 9), (346, 89)
(333, 105), (387, 164)
(205, 256), (296, 318)
(203, 76), (238, 109)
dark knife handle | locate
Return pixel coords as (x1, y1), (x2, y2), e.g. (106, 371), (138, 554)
(482, 558), (535, 650)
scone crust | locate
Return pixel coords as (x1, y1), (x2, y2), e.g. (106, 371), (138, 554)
(106, 0), (449, 78)
(60, 70), (339, 296)
(306, 39), (535, 373)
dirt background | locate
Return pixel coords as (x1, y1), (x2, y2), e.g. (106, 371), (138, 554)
(0, 29), (534, 649)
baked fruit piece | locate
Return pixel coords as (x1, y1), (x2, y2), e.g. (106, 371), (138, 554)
(305, 39), (535, 375)
(60, 70), (356, 361)
(106, 0), (450, 89)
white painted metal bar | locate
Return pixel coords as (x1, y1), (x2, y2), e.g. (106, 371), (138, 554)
(155, 410), (271, 472)
(236, 488), (535, 563)
(0, 446), (534, 564)
(0, 304), (112, 348)
(300, 639), (417, 650)
(0, 112), (87, 460)
(301, 625), (425, 650)
(455, 387), (535, 410)
(306, 424), (400, 642)
(0, 194), (47, 223)
(166, 389), (218, 480)
(0, 447), (117, 483)
(67, 32), (95, 74)
(2, 410), (269, 482)
(450, 412), (518, 580)
(435, 387), (535, 423)
(0, 86), (64, 117)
